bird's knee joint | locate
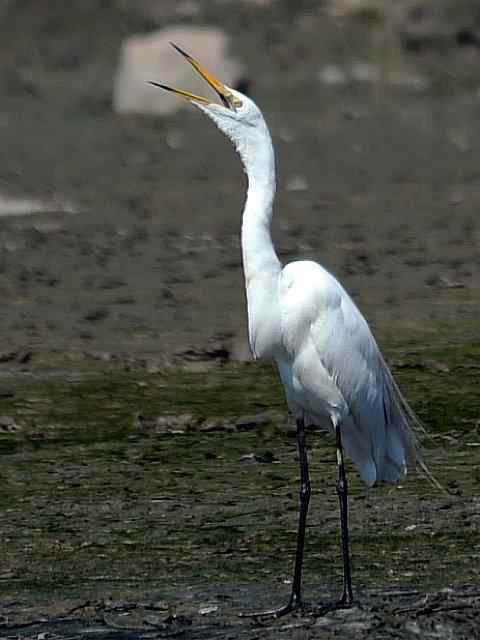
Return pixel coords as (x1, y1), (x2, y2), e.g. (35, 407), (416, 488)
(337, 478), (348, 495)
(300, 481), (311, 502)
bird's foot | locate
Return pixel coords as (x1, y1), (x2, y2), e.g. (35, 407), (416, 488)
(311, 593), (354, 618)
(238, 593), (303, 619)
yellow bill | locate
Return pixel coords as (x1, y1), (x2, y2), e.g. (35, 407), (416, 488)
(149, 42), (242, 110)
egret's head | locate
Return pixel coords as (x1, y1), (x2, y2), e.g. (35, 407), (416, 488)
(150, 43), (270, 168)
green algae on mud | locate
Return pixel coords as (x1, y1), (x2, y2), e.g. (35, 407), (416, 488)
(0, 345), (479, 608)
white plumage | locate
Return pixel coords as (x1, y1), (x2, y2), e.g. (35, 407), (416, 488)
(152, 43), (419, 617)
(276, 259), (417, 486)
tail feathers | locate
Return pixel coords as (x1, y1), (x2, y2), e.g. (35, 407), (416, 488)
(381, 358), (420, 466)
(342, 356), (420, 486)
(336, 354), (446, 492)
(370, 357), (447, 493)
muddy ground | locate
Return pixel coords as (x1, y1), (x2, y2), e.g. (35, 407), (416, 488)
(0, 2), (479, 638)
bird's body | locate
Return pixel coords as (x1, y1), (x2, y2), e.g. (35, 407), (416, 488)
(152, 45), (419, 617)
(251, 258), (417, 486)
(237, 98), (416, 488)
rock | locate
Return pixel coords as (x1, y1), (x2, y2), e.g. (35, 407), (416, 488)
(33, 221), (65, 234)
(438, 276), (465, 289)
(240, 451), (275, 464)
(82, 350), (114, 362)
(0, 192), (77, 217)
(235, 410), (283, 431)
(0, 416), (21, 432)
(318, 64), (348, 86)
(174, 334), (231, 363)
(154, 413), (201, 433)
(113, 26), (244, 116)
(0, 350), (32, 365)
(425, 360), (450, 373)
(198, 604), (219, 615)
(199, 417), (237, 433)
(0, 349), (18, 363)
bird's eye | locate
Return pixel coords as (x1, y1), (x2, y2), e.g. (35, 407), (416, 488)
(222, 92), (243, 112)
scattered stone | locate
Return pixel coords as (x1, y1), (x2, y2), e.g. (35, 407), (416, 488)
(145, 358), (164, 374)
(449, 191), (465, 206)
(404, 620), (422, 635)
(438, 276), (466, 289)
(240, 450), (275, 464)
(198, 604), (219, 615)
(318, 64), (348, 86)
(199, 417), (237, 433)
(175, 334), (231, 363)
(0, 416), (22, 432)
(0, 350), (34, 365)
(165, 128), (186, 150)
(33, 221), (65, 234)
(240, 453), (260, 464)
(0, 192), (76, 217)
(235, 410), (283, 431)
(113, 26), (244, 116)
(425, 360), (450, 373)
(82, 350), (114, 362)
(136, 411), (284, 435)
(154, 413), (201, 433)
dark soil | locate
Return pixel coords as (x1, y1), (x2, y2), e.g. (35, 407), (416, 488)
(0, 2), (479, 638)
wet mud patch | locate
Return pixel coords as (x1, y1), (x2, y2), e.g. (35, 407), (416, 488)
(1, 586), (479, 639)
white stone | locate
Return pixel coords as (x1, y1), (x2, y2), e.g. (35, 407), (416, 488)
(113, 26), (244, 116)
(318, 64), (348, 86)
(0, 193), (77, 217)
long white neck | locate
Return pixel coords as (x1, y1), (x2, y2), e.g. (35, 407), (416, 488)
(198, 99), (282, 357)
(240, 125), (281, 285)
(239, 122), (282, 358)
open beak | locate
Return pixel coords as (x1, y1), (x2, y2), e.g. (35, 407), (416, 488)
(149, 42), (241, 110)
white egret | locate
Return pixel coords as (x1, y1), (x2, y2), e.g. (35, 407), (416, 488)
(150, 44), (420, 618)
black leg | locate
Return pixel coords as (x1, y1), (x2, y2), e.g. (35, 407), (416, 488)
(335, 422), (353, 605)
(289, 415), (311, 608)
(314, 422), (354, 616)
(240, 416), (311, 618)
